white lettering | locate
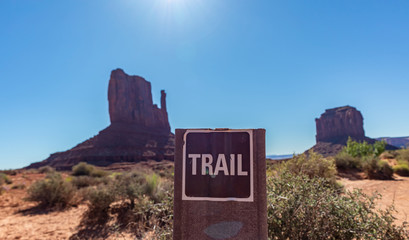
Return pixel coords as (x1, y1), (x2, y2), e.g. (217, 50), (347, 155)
(201, 154), (213, 175)
(237, 154), (248, 176)
(188, 153), (249, 176)
(188, 154), (201, 175)
(214, 154), (229, 175)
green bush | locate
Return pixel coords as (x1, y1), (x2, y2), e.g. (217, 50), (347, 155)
(72, 162), (108, 178)
(267, 171), (408, 239)
(278, 150), (337, 183)
(363, 157), (394, 180)
(373, 140), (387, 156)
(72, 162), (95, 176)
(115, 171), (146, 207)
(334, 151), (361, 169)
(90, 168), (108, 178)
(393, 162), (409, 176)
(344, 137), (386, 157)
(26, 172), (75, 208)
(38, 166), (55, 174)
(143, 173), (168, 203)
(83, 171), (173, 233)
(86, 184), (116, 221)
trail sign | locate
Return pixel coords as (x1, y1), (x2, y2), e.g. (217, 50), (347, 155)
(182, 130), (253, 201)
(174, 129), (267, 240)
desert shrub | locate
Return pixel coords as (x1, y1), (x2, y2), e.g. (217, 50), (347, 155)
(130, 188), (174, 239)
(0, 173), (12, 185)
(334, 151), (361, 169)
(397, 148), (409, 162)
(143, 173), (161, 201)
(90, 168), (108, 178)
(72, 162), (95, 176)
(157, 166), (174, 179)
(86, 184), (117, 221)
(38, 166), (55, 174)
(72, 162), (108, 178)
(363, 157), (394, 180)
(344, 137), (386, 157)
(71, 176), (107, 189)
(393, 162), (409, 176)
(83, 171), (173, 235)
(26, 172), (75, 208)
(373, 140), (387, 156)
(115, 171), (146, 207)
(278, 150), (336, 183)
(267, 171), (408, 239)
(25, 169), (39, 174)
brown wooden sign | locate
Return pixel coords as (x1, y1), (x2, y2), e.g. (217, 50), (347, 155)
(174, 129), (268, 240)
(182, 130), (253, 201)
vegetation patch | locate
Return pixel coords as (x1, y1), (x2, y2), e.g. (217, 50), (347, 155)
(277, 150), (337, 184)
(393, 162), (409, 177)
(267, 171), (408, 239)
(38, 166), (55, 174)
(26, 172), (75, 209)
(72, 162), (108, 178)
(334, 138), (394, 179)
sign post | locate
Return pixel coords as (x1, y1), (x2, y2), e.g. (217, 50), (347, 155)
(173, 129), (267, 239)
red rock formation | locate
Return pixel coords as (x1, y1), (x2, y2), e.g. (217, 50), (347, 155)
(310, 106), (397, 156)
(108, 69), (170, 133)
(27, 69), (174, 170)
(315, 106), (365, 144)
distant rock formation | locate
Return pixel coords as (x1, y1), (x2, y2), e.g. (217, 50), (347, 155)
(315, 106), (365, 144)
(376, 136), (409, 148)
(27, 69), (174, 170)
(310, 106), (396, 156)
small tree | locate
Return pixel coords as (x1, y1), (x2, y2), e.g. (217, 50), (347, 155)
(344, 137), (386, 157)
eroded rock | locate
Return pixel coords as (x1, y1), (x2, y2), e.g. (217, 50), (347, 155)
(27, 69), (174, 170)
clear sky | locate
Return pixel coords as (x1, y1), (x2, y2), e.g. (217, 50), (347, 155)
(1, 0), (409, 169)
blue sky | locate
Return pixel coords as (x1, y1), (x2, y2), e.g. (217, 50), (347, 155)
(1, 0), (409, 169)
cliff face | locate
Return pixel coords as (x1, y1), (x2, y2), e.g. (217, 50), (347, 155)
(27, 69), (174, 170)
(108, 69), (170, 133)
(315, 106), (365, 144)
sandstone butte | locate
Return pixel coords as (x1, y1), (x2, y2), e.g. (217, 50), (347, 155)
(26, 69), (175, 170)
(310, 105), (397, 156)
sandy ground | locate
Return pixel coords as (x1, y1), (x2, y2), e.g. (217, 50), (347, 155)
(1, 171), (409, 239)
(341, 175), (409, 225)
(0, 172), (147, 240)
